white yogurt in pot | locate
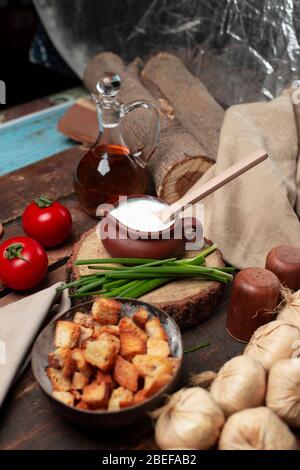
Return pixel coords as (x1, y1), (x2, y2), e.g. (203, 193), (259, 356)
(110, 198), (173, 232)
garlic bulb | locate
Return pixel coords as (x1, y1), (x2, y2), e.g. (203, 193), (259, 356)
(219, 407), (297, 450)
(153, 387), (225, 450)
(266, 358), (300, 427)
(210, 356), (266, 417)
(244, 320), (300, 371)
(277, 289), (300, 329)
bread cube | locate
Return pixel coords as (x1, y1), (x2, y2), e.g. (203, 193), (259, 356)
(48, 347), (70, 369)
(70, 389), (82, 401)
(83, 335), (118, 372)
(95, 324), (120, 338)
(144, 374), (172, 397)
(76, 400), (90, 410)
(133, 389), (148, 405)
(47, 368), (72, 392)
(119, 317), (148, 342)
(147, 337), (170, 358)
(55, 321), (81, 348)
(92, 297), (121, 325)
(120, 332), (147, 361)
(97, 332), (120, 354)
(73, 312), (95, 328)
(82, 382), (109, 409)
(79, 326), (94, 347)
(113, 355), (139, 392)
(132, 355), (173, 378)
(96, 370), (114, 388)
(72, 371), (89, 390)
(108, 386), (133, 411)
(52, 391), (74, 406)
(61, 350), (77, 378)
(133, 308), (149, 329)
(71, 348), (94, 378)
(145, 317), (168, 341)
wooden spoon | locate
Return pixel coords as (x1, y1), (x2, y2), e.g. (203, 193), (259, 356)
(158, 149), (268, 223)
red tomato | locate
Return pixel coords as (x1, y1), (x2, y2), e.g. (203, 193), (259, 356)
(22, 196), (72, 248)
(0, 236), (48, 291)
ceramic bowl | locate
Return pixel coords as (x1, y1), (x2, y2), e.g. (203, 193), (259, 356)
(100, 195), (202, 259)
(31, 298), (183, 427)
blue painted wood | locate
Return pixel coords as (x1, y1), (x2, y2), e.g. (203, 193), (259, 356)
(0, 102), (76, 176)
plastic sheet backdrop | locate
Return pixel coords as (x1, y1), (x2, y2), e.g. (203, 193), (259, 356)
(33, 0), (300, 107)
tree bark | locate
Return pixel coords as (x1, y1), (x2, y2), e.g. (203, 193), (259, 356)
(142, 52), (224, 161)
(78, 52), (215, 202)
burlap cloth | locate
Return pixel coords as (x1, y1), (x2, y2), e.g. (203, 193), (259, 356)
(197, 89), (300, 269)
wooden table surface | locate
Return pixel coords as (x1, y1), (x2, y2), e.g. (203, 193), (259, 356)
(0, 95), (245, 450)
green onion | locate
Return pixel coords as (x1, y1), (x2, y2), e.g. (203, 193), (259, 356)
(67, 246), (233, 299)
(118, 278), (170, 298)
(76, 277), (107, 294)
(184, 341), (210, 355)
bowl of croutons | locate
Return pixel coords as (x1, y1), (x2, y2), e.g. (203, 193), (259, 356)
(31, 297), (182, 427)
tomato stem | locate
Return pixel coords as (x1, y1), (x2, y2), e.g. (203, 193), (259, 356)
(5, 243), (28, 262)
(35, 195), (53, 208)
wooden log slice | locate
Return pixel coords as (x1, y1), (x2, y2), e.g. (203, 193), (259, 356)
(66, 228), (225, 329)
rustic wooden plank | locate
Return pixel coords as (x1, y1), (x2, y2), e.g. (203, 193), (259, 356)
(0, 146), (86, 223)
(0, 102), (77, 176)
(0, 87), (86, 124)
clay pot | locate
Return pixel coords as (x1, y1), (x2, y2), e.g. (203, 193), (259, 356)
(227, 267), (281, 343)
(100, 195), (202, 259)
(265, 245), (300, 291)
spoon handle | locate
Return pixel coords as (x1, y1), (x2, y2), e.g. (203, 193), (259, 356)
(158, 149), (268, 223)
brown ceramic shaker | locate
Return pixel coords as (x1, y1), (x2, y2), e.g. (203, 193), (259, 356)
(227, 267), (281, 342)
(265, 245), (300, 291)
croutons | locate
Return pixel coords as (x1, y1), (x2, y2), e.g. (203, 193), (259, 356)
(133, 389), (148, 405)
(147, 337), (170, 358)
(76, 400), (90, 410)
(71, 348), (94, 378)
(47, 368), (72, 392)
(48, 347), (70, 369)
(145, 317), (168, 341)
(55, 321), (81, 348)
(132, 355), (173, 378)
(82, 382), (109, 409)
(108, 386), (133, 411)
(61, 350), (77, 378)
(47, 302), (176, 412)
(96, 370), (114, 389)
(133, 308), (149, 329)
(79, 326), (94, 347)
(95, 324), (120, 338)
(52, 391), (74, 406)
(120, 332), (147, 361)
(92, 298), (121, 325)
(144, 374), (172, 397)
(119, 317), (148, 342)
(72, 371), (89, 390)
(83, 334), (119, 372)
(73, 312), (95, 328)
(113, 356), (139, 392)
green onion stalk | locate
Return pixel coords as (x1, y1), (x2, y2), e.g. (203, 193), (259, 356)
(58, 244), (235, 299)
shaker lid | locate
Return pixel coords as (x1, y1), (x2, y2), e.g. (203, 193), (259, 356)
(96, 72), (121, 97)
